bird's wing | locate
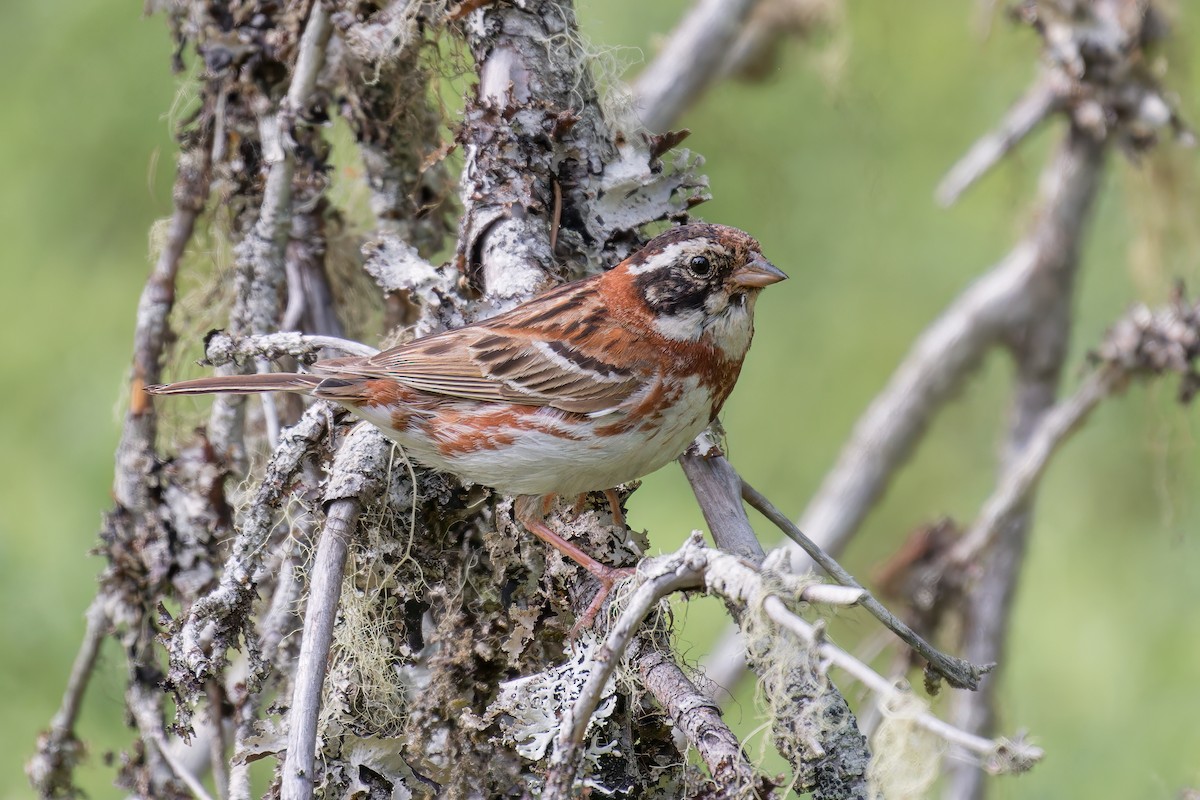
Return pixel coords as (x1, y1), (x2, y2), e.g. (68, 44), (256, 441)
(316, 280), (644, 414)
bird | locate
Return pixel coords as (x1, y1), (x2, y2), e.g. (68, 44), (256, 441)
(146, 223), (786, 623)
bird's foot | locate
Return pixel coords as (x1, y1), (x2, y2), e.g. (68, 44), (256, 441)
(572, 563), (637, 635)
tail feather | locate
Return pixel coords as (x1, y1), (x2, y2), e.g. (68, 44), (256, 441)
(144, 372), (324, 396)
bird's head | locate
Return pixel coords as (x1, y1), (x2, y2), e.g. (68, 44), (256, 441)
(613, 223), (787, 358)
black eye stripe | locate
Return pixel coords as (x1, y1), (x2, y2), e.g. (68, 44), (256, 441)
(636, 269), (710, 315)
(631, 238), (746, 316)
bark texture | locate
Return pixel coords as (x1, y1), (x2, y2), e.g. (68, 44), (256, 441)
(29, 2), (1196, 800)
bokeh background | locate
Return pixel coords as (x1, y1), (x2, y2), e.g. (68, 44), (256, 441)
(2, 1), (1198, 797)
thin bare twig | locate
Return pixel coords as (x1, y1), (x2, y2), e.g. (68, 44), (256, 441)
(206, 680), (229, 800)
(26, 600), (109, 797)
(152, 734), (219, 800)
(547, 531), (1028, 796)
(742, 480), (990, 691)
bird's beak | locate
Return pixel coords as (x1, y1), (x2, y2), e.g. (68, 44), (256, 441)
(731, 255), (788, 288)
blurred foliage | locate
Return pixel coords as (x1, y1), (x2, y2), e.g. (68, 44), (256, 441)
(0, 1), (1197, 798)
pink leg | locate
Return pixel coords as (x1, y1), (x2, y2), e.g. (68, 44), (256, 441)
(514, 494), (635, 629)
(603, 488), (625, 529)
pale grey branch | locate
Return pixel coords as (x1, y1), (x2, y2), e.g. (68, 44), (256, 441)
(26, 600), (109, 798)
(633, 0), (763, 133)
(282, 423), (390, 800)
(680, 429), (766, 564)
(936, 74), (1064, 207)
(950, 368), (1115, 567)
(947, 127), (1105, 800)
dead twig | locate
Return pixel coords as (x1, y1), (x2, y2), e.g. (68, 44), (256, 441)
(281, 424), (391, 800)
(27, 599), (109, 798)
(742, 480), (991, 691)
(936, 74), (1064, 206)
(544, 556), (705, 797)
(633, 0), (764, 133)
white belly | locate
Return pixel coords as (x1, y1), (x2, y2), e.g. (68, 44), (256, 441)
(351, 378), (714, 497)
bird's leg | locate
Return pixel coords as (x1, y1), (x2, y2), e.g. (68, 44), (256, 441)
(567, 490), (625, 530)
(603, 488), (625, 530)
(514, 494), (635, 629)
(570, 493), (589, 517)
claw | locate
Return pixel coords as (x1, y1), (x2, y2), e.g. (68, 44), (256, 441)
(571, 565), (637, 634)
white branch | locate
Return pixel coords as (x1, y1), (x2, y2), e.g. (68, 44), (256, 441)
(760, 597), (1040, 771)
(633, 0), (764, 133)
(936, 74), (1064, 207)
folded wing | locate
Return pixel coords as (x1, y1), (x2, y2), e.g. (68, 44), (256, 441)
(315, 283), (643, 415)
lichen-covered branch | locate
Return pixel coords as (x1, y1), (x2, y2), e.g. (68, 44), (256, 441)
(53, 0), (1196, 797)
(547, 537), (1033, 797)
(211, 1), (334, 459)
(118, 136), (213, 509)
(633, 643), (773, 797)
(168, 403), (333, 699)
(545, 557), (705, 797)
(282, 424), (390, 800)
(30, 85), (217, 797)
(744, 480), (989, 691)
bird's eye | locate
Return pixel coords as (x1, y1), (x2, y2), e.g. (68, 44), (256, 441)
(688, 255), (712, 277)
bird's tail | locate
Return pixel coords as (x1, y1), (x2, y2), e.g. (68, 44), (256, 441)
(144, 373), (324, 396)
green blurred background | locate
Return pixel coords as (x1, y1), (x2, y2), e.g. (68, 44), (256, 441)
(2, 1), (1198, 797)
